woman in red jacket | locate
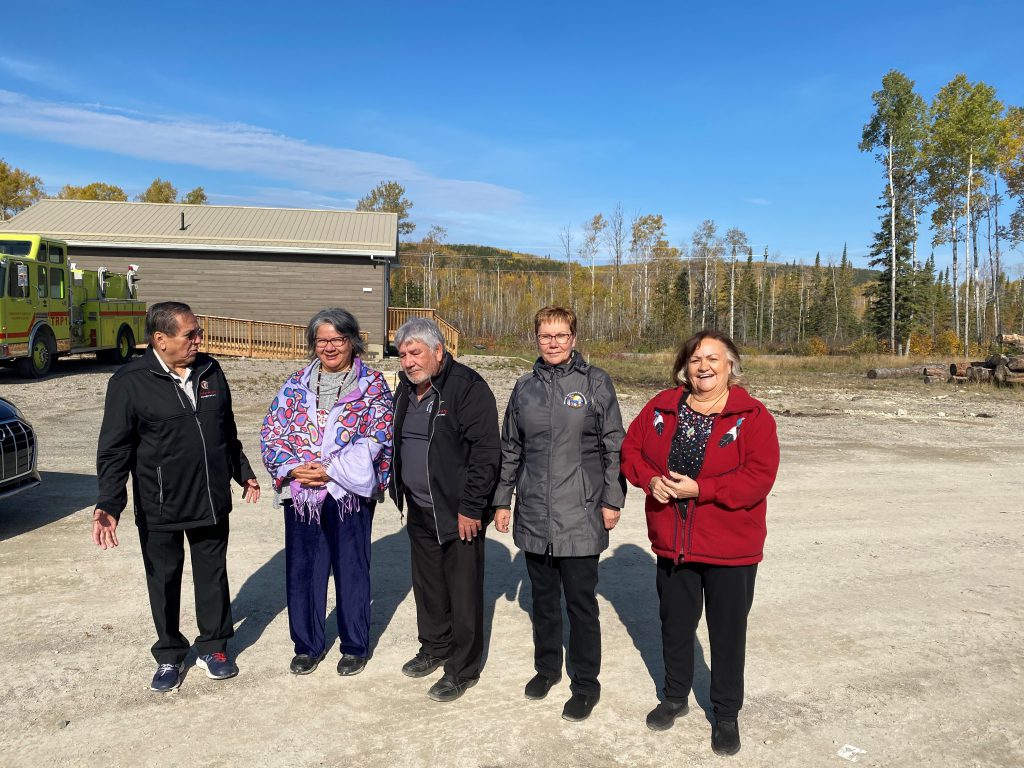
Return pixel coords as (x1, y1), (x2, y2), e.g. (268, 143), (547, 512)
(621, 329), (779, 757)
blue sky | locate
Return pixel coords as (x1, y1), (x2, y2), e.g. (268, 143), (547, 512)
(2, 1), (1022, 271)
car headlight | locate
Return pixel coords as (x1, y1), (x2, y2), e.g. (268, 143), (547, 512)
(1, 399), (26, 421)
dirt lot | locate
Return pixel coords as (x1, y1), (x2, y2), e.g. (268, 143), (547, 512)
(1, 354), (1021, 768)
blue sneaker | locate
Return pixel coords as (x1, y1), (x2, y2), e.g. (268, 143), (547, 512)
(150, 662), (183, 692)
(196, 652), (238, 680)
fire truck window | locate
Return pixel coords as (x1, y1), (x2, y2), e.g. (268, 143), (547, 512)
(48, 245), (65, 264)
(37, 242), (48, 261)
(37, 266), (48, 299)
(9, 262), (29, 299)
(49, 268), (65, 300)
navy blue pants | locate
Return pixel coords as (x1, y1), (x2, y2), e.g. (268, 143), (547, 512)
(284, 495), (374, 658)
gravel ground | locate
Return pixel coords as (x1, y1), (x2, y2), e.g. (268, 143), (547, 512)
(0, 353), (1021, 768)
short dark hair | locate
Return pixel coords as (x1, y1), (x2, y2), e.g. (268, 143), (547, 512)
(146, 301), (193, 342)
(306, 308), (366, 359)
(671, 329), (743, 388)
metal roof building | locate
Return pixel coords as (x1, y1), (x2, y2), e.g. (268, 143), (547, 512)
(1, 199), (399, 355)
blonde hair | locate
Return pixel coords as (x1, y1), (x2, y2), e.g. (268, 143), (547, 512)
(533, 305), (577, 336)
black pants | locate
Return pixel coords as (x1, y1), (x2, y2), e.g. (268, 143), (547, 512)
(656, 558), (757, 720)
(138, 517), (233, 665)
(525, 551), (601, 695)
(406, 497), (485, 681)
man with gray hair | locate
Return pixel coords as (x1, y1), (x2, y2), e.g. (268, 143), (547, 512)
(93, 301), (260, 692)
(389, 317), (500, 702)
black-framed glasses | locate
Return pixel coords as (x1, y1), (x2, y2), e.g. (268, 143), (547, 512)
(537, 332), (573, 344)
(315, 336), (350, 349)
(182, 328), (204, 342)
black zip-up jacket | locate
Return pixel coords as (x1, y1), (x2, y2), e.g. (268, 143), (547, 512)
(96, 348), (255, 531)
(388, 353), (501, 544)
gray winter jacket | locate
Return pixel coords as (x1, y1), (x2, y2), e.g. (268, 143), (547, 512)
(494, 351), (626, 557)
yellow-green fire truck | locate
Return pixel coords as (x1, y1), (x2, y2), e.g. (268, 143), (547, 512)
(0, 233), (146, 378)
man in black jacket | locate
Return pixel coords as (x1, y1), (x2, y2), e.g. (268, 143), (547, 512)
(389, 317), (500, 702)
(92, 302), (260, 692)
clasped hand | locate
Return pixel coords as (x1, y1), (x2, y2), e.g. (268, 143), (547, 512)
(290, 461), (330, 488)
(648, 471), (699, 504)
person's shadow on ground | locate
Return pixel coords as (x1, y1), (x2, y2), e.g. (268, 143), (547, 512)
(230, 547), (287, 658)
(599, 542), (712, 718)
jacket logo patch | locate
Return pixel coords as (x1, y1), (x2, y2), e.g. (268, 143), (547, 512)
(201, 381), (210, 390)
(654, 411), (664, 435)
(718, 417), (744, 447)
(563, 392), (587, 408)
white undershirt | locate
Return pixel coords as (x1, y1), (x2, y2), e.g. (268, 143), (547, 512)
(153, 350), (196, 408)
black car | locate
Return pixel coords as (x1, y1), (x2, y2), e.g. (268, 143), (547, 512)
(0, 397), (40, 500)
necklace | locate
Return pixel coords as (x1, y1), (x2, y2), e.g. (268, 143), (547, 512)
(316, 365), (351, 408)
(688, 387), (728, 413)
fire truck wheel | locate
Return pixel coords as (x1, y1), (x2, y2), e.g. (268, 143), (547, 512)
(15, 330), (55, 378)
(112, 326), (135, 364)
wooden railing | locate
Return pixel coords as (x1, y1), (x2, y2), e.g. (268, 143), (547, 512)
(387, 307), (460, 357)
(194, 315), (368, 360)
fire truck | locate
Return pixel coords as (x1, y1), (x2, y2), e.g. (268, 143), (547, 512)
(0, 233), (146, 378)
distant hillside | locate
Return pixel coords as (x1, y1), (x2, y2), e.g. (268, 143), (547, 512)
(399, 241), (881, 282)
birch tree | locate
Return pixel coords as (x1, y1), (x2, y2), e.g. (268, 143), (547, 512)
(860, 70), (926, 354)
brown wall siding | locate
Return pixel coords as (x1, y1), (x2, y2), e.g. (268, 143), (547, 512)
(67, 248), (388, 344)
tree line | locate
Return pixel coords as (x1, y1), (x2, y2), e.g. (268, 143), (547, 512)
(0, 160), (208, 219)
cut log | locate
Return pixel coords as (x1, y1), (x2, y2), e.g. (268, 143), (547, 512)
(868, 366), (934, 379)
(969, 360), (992, 369)
(923, 374), (947, 384)
(997, 333), (1024, 346)
(1006, 357), (1024, 372)
(967, 366), (992, 383)
(947, 376), (968, 384)
(949, 363), (968, 377)
(985, 353), (1009, 368)
(922, 365), (945, 377)
(994, 365), (1024, 386)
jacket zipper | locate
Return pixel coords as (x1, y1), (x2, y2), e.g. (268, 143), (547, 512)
(545, 369), (555, 564)
(423, 382), (444, 544)
(157, 466), (164, 510)
(191, 362), (218, 523)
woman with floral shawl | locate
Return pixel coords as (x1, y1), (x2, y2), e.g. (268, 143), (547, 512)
(260, 308), (393, 677)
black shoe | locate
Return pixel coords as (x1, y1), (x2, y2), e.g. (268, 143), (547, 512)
(337, 654), (368, 676)
(561, 692), (600, 722)
(290, 650), (328, 675)
(646, 699), (689, 731)
(712, 719), (741, 756)
(402, 652), (447, 678)
(150, 662), (183, 692)
(427, 675), (478, 702)
(524, 673), (562, 700)
(196, 652), (238, 680)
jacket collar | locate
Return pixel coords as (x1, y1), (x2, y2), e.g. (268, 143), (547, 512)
(533, 349), (587, 380)
(650, 384), (759, 416)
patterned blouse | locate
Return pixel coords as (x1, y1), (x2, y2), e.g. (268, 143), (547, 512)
(667, 399), (716, 478)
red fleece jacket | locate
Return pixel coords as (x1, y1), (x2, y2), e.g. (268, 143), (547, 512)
(621, 385), (779, 566)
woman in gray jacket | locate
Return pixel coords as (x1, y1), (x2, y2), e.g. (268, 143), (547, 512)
(494, 305), (626, 722)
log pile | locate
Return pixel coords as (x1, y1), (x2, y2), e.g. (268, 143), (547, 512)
(869, 335), (1024, 387)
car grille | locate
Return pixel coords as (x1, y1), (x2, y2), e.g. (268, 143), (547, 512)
(0, 418), (36, 483)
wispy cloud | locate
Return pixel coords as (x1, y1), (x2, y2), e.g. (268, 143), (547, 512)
(0, 57), (70, 92)
(744, 197), (771, 206)
(0, 90), (525, 213)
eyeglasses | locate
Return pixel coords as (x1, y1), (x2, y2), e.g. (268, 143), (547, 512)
(315, 336), (350, 349)
(181, 328), (204, 342)
(537, 332), (573, 344)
